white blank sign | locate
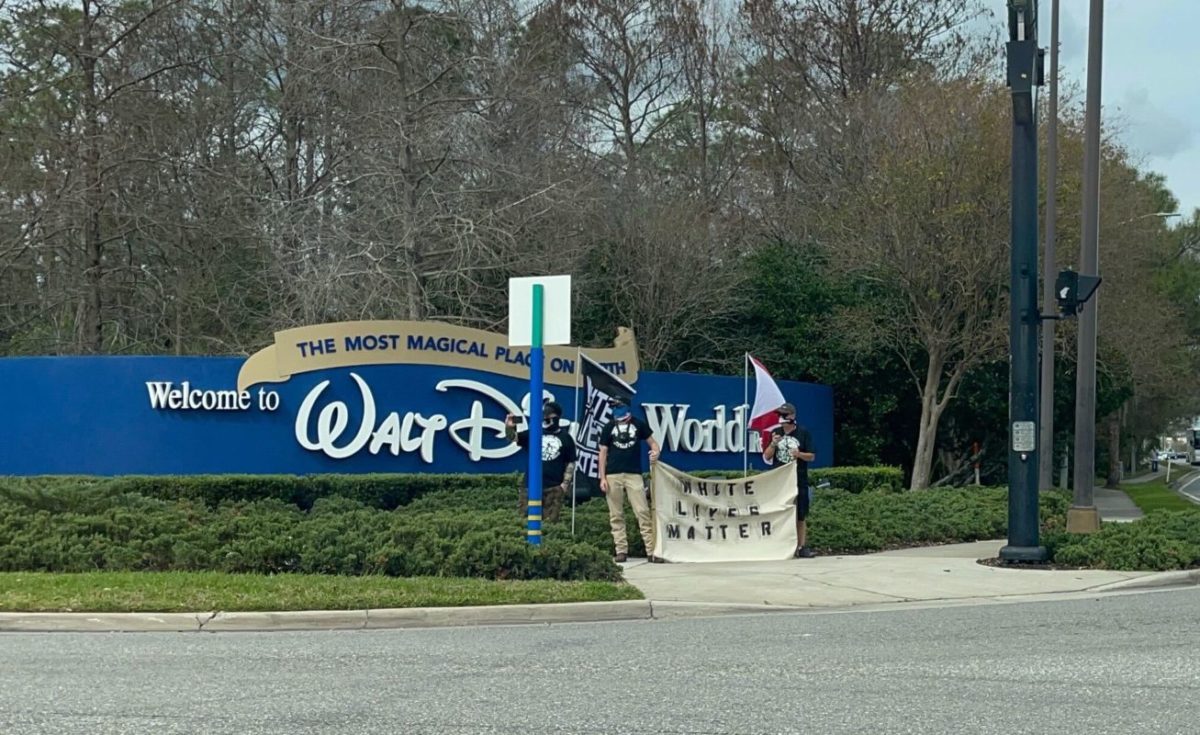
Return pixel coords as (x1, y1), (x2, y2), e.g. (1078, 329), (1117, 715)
(508, 275), (572, 346)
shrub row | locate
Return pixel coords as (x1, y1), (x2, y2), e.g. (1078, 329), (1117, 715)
(812, 466), (904, 493)
(809, 486), (1069, 553)
(0, 489), (620, 581)
(0, 478), (1075, 577)
(18, 474), (1193, 574)
(0, 473), (520, 512)
(1045, 510), (1200, 571)
(0, 465), (902, 514)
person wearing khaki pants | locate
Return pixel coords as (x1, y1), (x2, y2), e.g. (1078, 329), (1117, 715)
(598, 399), (662, 563)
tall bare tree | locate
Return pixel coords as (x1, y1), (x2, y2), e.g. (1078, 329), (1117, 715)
(821, 77), (1011, 489)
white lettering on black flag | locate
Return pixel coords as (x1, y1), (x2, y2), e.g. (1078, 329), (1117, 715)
(574, 354), (636, 492)
(651, 463), (798, 562)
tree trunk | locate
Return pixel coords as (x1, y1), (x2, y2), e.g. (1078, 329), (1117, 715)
(79, 0), (104, 353)
(910, 357), (946, 490)
(1105, 413), (1121, 488)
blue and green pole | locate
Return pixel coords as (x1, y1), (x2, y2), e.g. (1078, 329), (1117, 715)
(526, 284), (545, 546)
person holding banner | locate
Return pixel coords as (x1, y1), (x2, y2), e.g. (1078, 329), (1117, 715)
(599, 397), (662, 563)
(761, 402), (817, 558)
(506, 400), (576, 523)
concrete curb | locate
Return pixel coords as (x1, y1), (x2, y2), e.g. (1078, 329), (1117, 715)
(0, 599), (813, 633)
(0, 612), (204, 633)
(0, 600), (656, 634)
(648, 601), (803, 619)
(1087, 569), (1200, 593)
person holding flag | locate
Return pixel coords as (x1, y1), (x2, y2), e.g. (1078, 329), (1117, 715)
(748, 355), (817, 559)
(598, 396), (662, 563)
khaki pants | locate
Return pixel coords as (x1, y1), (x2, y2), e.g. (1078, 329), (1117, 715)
(606, 473), (655, 555)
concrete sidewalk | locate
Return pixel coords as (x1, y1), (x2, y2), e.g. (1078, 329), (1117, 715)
(620, 540), (1169, 610)
(4, 541), (1197, 634)
(1094, 486), (1144, 522)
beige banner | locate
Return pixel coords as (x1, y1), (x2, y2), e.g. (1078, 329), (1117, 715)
(236, 320), (640, 392)
(651, 462), (797, 563)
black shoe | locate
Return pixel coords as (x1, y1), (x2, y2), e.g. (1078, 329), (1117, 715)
(615, 553), (628, 563)
(794, 546), (816, 559)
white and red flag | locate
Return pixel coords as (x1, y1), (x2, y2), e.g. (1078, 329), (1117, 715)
(748, 354), (787, 433)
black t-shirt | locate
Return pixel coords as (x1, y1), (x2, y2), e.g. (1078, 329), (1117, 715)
(516, 424), (577, 488)
(601, 417), (652, 475)
(768, 424), (813, 488)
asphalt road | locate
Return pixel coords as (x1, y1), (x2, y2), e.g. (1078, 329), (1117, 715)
(1176, 471), (1200, 505)
(2, 589), (1199, 735)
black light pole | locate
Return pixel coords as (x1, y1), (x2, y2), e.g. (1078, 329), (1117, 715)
(1038, 0), (1060, 492)
(1000, 0), (1048, 563)
(1069, 0), (1105, 534)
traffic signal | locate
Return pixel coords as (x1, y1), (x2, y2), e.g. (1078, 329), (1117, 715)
(1055, 269), (1102, 316)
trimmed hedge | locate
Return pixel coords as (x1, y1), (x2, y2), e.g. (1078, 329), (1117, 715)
(15, 474), (1195, 575)
(810, 486), (1069, 553)
(0, 488), (620, 581)
(1045, 510), (1200, 571)
(0, 465), (901, 514)
(812, 466), (904, 493)
(0, 476), (1062, 570)
(0, 473), (521, 512)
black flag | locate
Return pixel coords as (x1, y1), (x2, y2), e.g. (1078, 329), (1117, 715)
(573, 354), (636, 497)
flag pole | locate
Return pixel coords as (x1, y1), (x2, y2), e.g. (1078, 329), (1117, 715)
(743, 352), (749, 478)
(571, 347), (582, 536)
(648, 459), (658, 560)
(526, 284), (545, 546)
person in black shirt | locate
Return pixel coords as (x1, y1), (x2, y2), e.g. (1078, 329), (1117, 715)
(506, 400), (576, 523)
(599, 398), (661, 563)
(761, 402), (817, 558)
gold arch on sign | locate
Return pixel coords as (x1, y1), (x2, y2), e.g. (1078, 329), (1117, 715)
(236, 320), (639, 393)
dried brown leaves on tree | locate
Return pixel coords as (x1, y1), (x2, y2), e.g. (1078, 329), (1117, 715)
(2, 0), (1198, 479)
(819, 77), (1011, 489)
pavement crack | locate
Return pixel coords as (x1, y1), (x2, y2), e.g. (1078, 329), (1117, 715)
(788, 574), (909, 601)
(195, 611), (220, 631)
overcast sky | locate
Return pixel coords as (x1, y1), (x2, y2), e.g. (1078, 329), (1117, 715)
(985, 0), (1200, 216)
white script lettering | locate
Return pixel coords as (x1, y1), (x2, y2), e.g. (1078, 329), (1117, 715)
(294, 373), (522, 462)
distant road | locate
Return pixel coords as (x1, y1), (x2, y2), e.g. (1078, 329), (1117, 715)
(1176, 471), (1200, 504)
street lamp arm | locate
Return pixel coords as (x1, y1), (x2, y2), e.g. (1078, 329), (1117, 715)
(1117, 212), (1181, 226)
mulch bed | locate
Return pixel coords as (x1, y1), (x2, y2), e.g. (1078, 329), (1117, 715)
(977, 557), (1089, 571)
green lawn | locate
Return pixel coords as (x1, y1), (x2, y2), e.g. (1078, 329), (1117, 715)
(0, 572), (643, 613)
(1122, 480), (1199, 513)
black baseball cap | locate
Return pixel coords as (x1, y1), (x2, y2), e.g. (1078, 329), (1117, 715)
(543, 400), (563, 417)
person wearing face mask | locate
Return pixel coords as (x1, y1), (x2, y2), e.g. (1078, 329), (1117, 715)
(505, 400), (576, 523)
(598, 398), (662, 563)
(761, 402), (817, 558)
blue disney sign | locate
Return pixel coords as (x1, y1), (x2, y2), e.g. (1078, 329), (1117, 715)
(0, 321), (832, 477)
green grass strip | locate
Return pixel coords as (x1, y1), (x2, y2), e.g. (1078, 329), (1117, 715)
(1122, 481), (1198, 513)
(0, 572), (643, 613)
